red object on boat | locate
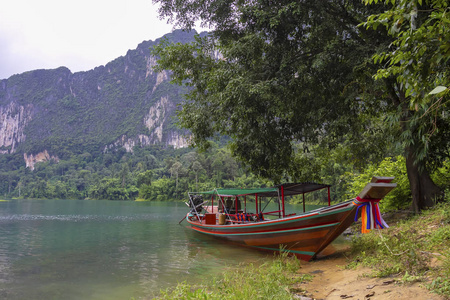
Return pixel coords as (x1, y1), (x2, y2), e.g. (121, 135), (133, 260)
(185, 178), (396, 261)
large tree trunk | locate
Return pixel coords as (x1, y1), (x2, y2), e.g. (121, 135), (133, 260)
(390, 85), (443, 214)
(405, 148), (442, 214)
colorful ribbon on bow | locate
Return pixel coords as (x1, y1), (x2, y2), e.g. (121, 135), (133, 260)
(352, 196), (389, 233)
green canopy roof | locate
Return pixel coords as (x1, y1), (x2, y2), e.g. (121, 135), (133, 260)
(194, 187), (278, 197)
(190, 182), (330, 197)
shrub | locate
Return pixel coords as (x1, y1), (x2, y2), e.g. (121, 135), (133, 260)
(428, 249), (450, 297)
(157, 253), (307, 300)
(346, 156), (411, 211)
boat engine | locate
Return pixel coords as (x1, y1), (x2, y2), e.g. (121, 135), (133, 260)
(189, 195), (204, 213)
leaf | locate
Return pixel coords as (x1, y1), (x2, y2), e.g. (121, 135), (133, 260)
(428, 86), (448, 95)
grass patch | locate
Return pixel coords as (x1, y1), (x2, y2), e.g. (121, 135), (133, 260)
(347, 200), (450, 298)
(428, 249), (450, 297)
(156, 253), (310, 299)
(154, 199), (450, 299)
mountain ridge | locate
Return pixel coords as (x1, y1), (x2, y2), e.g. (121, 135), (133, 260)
(0, 29), (199, 167)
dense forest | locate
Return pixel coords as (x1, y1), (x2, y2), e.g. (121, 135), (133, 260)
(0, 142), (267, 202)
(152, 0), (450, 212)
(0, 137), (448, 213)
(1, 1), (449, 215)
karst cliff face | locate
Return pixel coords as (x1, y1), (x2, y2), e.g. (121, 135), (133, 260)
(23, 150), (59, 171)
(0, 30), (198, 168)
(0, 101), (33, 154)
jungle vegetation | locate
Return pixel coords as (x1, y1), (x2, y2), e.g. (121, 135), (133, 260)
(152, 0), (450, 212)
(0, 0), (448, 215)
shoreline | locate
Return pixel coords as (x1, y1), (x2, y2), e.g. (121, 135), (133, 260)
(292, 247), (444, 300)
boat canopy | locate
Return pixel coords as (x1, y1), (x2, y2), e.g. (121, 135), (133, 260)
(194, 187), (278, 197)
(188, 182), (332, 219)
(191, 182), (330, 198)
(275, 182), (331, 196)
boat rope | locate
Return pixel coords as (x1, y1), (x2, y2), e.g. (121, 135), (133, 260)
(352, 196), (389, 234)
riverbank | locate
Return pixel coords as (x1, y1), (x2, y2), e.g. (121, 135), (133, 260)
(294, 248), (444, 300)
(292, 201), (450, 300)
(157, 245), (445, 300)
(158, 201), (450, 299)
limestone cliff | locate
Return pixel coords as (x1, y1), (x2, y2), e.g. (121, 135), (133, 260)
(24, 150), (59, 171)
(0, 102), (33, 154)
(104, 95), (189, 153)
(0, 30), (201, 167)
(144, 96), (172, 143)
(103, 131), (188, 154)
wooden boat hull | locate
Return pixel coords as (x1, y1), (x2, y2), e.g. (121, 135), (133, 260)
(186, 201), (357, 261)
(185, 179), (396, 261)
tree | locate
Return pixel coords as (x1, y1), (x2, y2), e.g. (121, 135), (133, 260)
(137, 170), (153, 187)
(120, 162), (130, 188)
(152, 0), (448, 211)
(152, 0), (386, 181)
(191, 160), (204, 190)
(362, 0), (450, 211)
(169, 161), (183, 195)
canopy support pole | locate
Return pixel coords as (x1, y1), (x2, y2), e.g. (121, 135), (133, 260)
(328, 187), (331, 206)
(278, 195), (281, 218)
(244, 196), (247, 213)
(281, 185), (285, 218)
(303, 193), (305, 213)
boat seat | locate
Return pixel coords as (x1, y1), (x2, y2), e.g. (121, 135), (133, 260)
(228, 199), (242, 214)
(225, 199), (233, 212)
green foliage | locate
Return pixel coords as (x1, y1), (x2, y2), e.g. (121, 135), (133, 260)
(430, 226), (450, 245)
(152, 0), (450, 212)
(1, 8), (448, 210)
(363, 0), (450, 174)
(350, 227), (430, 277)
(363, 0), (450, 107)
(346, 156), (411, 211)
(349, 201), (450, 297)
(431, 159), (450, 188)
(427, 249), (450, 297)
(152, 0), (391, 183)
(424, 201), (450, 296)
(0, 142), (272, 201)
(4, 131), (443, 205)
(157, 253), (306, 299)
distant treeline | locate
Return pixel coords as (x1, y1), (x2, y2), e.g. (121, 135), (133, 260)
(1, 142), (449, 212)
(0, 143), (269, 202)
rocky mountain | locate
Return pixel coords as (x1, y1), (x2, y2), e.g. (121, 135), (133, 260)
(0, 30), (198, 169)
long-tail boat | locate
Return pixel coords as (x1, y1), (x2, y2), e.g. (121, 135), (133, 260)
(184, 177), (396, 261)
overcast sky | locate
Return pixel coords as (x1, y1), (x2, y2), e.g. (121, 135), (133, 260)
(0, 0), (197, 80)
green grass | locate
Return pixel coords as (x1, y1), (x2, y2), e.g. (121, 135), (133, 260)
(347, 199), (450, 298)
(155, 252), (311, 299)
(153, 197), (450, 299)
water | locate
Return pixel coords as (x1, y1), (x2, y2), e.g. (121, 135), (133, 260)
(1, 199), (306, 300)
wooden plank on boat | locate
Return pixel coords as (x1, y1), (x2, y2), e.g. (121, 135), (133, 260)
(371, 176), (395, 183)
(358, 182), (397, 199)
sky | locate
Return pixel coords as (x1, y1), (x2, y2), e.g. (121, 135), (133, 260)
(0, 0), (198, 80)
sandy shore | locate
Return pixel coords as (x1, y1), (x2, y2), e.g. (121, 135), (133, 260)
(292, 247), (444, 300)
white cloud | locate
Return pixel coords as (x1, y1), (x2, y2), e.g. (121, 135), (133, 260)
(0, 0), (184, 79)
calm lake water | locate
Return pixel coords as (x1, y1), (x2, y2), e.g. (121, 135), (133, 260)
(0, 199), (329, 299)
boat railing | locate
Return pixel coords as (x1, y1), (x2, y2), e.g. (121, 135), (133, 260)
(263, 210), (282, 215)
(223, 212), (266, 223)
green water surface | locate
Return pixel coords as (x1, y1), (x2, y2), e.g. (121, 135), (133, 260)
(0, 199), (296, 299)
